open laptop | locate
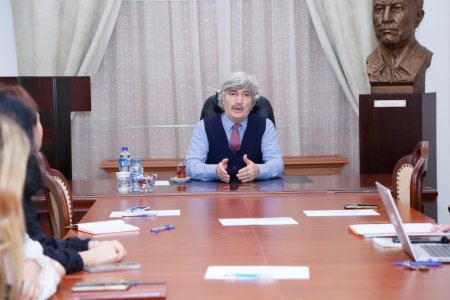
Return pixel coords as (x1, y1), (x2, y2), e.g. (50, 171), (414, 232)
(376, 182), (450, 262)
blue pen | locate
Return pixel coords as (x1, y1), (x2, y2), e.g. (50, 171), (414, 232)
(151, 224), (176, 233)
(127, 206), (150, 213)
(393, 261), (443, 267)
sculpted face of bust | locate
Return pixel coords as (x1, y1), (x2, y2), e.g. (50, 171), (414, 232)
(372, 0), (424, 50)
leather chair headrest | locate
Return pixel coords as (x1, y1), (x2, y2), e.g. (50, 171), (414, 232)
(199, 93), (276, 126)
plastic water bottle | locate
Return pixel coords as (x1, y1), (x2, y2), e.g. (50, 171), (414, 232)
(118, 146), (132, 172)
(130, 158), (144, 192)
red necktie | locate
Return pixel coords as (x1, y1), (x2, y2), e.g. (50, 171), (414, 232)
(230, 123), (241, 154)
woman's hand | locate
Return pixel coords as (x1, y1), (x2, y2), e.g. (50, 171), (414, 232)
(21, 260), (41, 300)
(80, 240), (127, 267)
(47, 257), (66, 278)
(431, 224), (450, 233)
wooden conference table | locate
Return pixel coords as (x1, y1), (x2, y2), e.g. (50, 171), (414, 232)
(54, 178), (447, 300)
(33, 174), (437, 225)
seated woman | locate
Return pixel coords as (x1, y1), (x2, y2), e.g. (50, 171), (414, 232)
(0, 114), (63, 300)
(0, 87), (127, 275)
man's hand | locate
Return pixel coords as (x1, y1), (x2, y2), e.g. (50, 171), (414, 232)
(237, 154), (260, 182)
(216, 158), (230, 183)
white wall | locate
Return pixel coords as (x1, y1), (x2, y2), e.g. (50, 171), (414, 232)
(417, 0), (450, 224)
(0, 0), (18, 76)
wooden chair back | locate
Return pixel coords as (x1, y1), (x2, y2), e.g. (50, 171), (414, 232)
(35, 151), (73, 238)
(391, 141), (429, 212)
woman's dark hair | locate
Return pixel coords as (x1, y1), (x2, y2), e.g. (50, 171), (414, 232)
(0, 84), (38, 112)
(0, 92), (42, 199)
(0, 93), (36, 143)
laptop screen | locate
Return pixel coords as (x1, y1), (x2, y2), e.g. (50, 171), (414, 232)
(375, 182), (417, 260)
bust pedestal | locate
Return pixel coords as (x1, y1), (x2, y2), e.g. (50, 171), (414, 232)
(359, 93), (436, 189)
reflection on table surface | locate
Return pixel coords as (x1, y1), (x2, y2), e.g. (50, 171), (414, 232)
(54, 192), (446, 300)
(71, 174), (395, 197)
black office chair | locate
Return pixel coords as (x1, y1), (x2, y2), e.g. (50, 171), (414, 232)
(199, 93), (276, 126)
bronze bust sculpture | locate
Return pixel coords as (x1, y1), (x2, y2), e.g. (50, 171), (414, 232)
(367, 0), (432, 93)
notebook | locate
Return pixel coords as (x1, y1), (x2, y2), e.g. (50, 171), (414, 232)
(75, 220), (140, 235)
(376, 182), (450, 262)
(348, 222), (436, 238)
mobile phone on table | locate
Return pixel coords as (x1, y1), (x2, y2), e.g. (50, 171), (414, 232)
(392, 236), (449, 244)
(84, 261), (141, 273)
(344, 203), (379, 209)
(71, 280), (131, 292)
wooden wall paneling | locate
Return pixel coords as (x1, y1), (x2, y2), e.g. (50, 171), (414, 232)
(0, 76), (91, 180)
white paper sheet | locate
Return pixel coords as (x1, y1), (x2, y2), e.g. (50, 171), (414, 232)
(204, 266), (310, 280)
(303, 209), (380, 217)
(373, 238), (402, 248)
(219, 217), (298, 226)
(109, 210), (181, 218)
(348, 223), (447, 237)
(155, 181), (170, 186)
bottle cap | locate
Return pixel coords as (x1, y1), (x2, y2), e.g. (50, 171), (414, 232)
(121, 146), (128, 150)
(134, 158), (141, 163)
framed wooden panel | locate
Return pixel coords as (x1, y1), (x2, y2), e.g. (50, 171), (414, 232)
(0, 76), (91, 179)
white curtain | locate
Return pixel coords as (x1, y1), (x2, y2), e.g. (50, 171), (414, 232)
(12, 0), (122, 77)
(0, 0), (18, 76)
(70, 0), (361, 180)
(306, 0), (377, 114)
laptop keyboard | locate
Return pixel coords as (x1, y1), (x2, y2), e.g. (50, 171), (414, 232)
(421, 244), (450, 257)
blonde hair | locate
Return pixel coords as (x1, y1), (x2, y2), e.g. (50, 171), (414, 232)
(0, 115), (31, 299)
